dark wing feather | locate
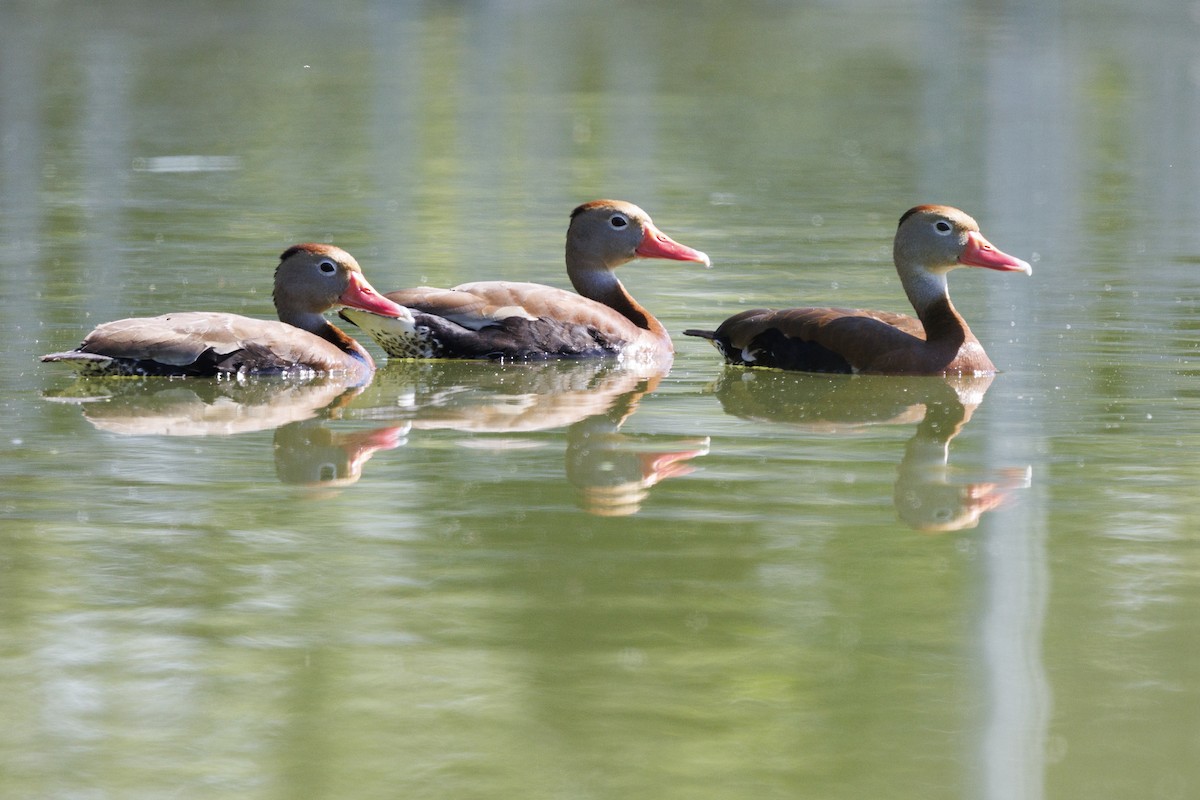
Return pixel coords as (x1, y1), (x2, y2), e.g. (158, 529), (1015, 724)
(687, 307), (928, 373)
(385, 282), (649, 344)
(344, 309), (626, 361)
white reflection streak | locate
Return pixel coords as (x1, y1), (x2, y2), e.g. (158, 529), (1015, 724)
(976, 0), (1061, 799)
(980, 518), (1050, 800)
(131, 155), (242, 173)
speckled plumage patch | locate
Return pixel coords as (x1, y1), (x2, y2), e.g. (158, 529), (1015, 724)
(361, 323), (442, 359)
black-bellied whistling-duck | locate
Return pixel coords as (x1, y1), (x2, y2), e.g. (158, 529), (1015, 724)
(338, 200), (710, 362)
(41, 244), (407, 382)
(684, 205), (1031, 375)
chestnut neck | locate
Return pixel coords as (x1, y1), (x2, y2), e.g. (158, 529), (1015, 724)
(917, 297), (970, 350)
(900, 268), (971, 346)
(322, 322), (374, 366)
(900, 272), (998, 373)
(566, 247), (662, 336)
(279, 307), (373, 367)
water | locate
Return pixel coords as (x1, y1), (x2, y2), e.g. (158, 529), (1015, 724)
(3, 1), (1199, 798)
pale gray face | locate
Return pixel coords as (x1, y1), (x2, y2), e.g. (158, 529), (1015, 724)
(567, 201), (652, 268)
(273, 245), (362, 315)
(894, 206), (980, 274)
(567, 200), (710, 270)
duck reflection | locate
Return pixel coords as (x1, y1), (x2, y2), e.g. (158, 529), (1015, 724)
(709, 371), (1030, 531)
(565, 385), (709, 517)
(355, 360), (708, 515)
(43, 377), (405, 488)
(272, 422), (407, 489)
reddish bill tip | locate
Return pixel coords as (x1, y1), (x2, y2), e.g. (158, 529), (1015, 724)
(959, 231), (1032, 275)
(339, 273), (411, 318)
(636, 225), (711, 267)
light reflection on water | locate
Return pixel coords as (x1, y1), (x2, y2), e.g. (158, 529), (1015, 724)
(41, 362), (1032, 533)
(3, 0), (1200, 798)
(704, 370), (1032, 532)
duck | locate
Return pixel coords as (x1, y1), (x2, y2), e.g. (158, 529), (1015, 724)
(684, 205), (1031, 375)
(338, 200), (710, 363)
(41, 243), (408, 382)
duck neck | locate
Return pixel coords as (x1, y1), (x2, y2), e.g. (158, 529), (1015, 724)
(281, 309), (373, 366)
(566, 252), (658, 333)
(902, 268), (970, 345)
(279, 308), (329, 336)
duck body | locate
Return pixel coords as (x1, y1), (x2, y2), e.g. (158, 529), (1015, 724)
(339, 200), (710, 363)
(356, 295), (621, 361)
(685, 205), (1030, 376)
(41, 244), (408, 382)
(360, 282), (646, 361)
(44, 311), (375, 378)
(696, 299), (992, 375)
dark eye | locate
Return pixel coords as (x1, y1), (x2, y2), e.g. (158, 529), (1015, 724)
(318, 259), (338, 274)
(609, 213), (629, 229)
(934, 220), (953, 235)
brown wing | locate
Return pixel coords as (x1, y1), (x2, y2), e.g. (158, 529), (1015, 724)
(44, 312), (358, 375)
(733, 307), (927, 347)
(386, 281), (647, 341)
(696, 307), (929, 373)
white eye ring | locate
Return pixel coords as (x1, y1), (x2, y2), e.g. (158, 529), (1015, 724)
(609, 213), (629, 229)
(933, 220), (954, 235)
(318, 259), (338, 274)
